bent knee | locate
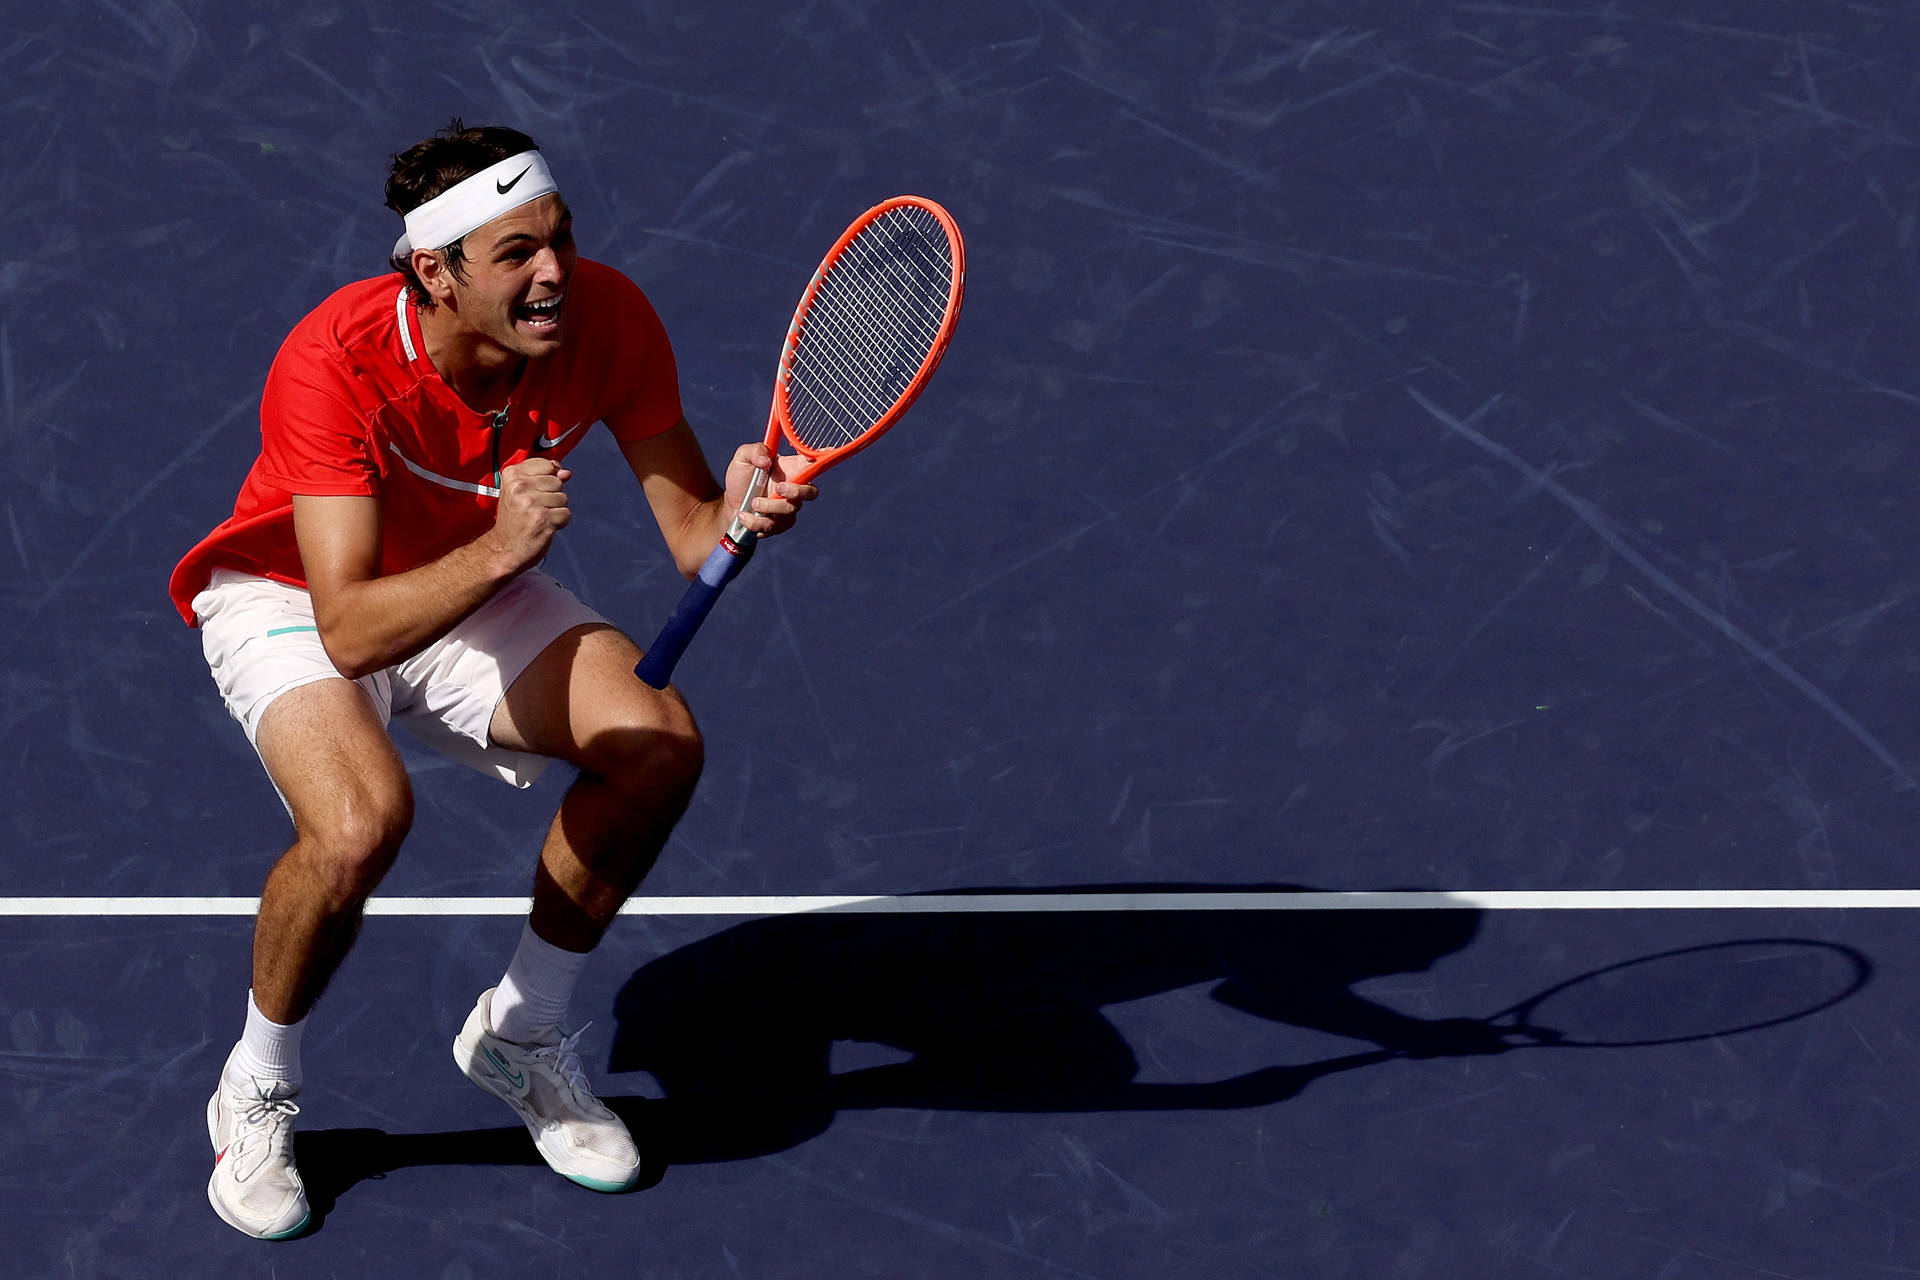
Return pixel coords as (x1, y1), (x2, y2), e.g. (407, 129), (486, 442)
(584, 720), (705, 800)
(294, 781), (413, 903)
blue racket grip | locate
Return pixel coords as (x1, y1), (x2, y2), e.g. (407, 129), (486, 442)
(635, 534), (757, 688)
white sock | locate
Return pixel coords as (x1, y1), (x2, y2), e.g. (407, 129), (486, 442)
(490, 920), (591, 1044)
(227, 990), (305, 1090)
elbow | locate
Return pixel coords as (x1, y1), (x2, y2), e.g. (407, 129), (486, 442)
(677, 535), (739, 581)
(315, 619), (386, 682)
(321, 638), (383, 682)
(671, 493), (728, 581)
(310, 581), (397, 679)
(672, 529), (717, 580)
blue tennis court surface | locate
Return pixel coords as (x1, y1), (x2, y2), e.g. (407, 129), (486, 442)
(8, 1), (1920, 1274)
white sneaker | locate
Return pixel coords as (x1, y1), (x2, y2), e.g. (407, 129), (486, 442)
(453, 988), (640, 1192)
(206, 1072), (310, 1239)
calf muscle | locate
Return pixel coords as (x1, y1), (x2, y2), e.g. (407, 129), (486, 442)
(491, 624), (706, 950)
(250, 679), (413, 1022)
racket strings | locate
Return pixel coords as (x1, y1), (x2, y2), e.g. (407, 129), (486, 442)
(783, 205), (955, 451)
(787, 224), (949, 442)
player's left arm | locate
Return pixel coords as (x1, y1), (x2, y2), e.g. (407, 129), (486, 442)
(618, 419), (817, 579)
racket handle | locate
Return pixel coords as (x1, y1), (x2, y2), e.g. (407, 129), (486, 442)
(634, 533), (758, 688)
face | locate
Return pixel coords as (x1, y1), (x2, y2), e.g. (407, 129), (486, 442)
(419, 193), (577, 360)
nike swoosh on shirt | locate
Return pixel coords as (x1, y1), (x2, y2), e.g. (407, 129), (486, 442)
(496, 166), (532, 195)
(533, 421), (589, 451)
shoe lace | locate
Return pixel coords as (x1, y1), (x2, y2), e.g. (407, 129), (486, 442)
(525, 1023), (594, 1101)
(230, 1087), (300, 1173)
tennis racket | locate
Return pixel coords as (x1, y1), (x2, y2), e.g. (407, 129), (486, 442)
(635, 195), (966, 688)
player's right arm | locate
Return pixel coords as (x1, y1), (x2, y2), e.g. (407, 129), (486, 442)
(293, 457), (571, 679)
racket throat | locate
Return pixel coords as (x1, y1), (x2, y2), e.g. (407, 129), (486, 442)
(723, 466), (772, 547)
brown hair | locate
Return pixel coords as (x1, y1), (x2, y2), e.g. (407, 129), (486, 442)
(384, 119), (539, 306)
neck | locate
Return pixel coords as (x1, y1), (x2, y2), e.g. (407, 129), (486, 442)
(417, 300), (524, 411)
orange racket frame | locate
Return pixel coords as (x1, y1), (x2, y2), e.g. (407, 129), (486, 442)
(636, 195), (965, 688)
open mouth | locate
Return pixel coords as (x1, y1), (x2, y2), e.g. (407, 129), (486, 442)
(513, 292), (566, 331)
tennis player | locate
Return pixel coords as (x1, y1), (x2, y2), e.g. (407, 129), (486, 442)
(167, 121), (815, 1239)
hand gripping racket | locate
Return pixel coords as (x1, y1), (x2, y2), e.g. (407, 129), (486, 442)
(635, 195), (966, 688)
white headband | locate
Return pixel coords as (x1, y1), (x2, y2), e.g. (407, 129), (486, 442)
(391, 151), (560, 258)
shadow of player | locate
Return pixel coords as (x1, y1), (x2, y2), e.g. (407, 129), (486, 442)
(605, 884), (1512, 1167)
(289, 885), (1868, 1227)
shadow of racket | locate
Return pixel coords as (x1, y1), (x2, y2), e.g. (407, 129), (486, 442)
(826, 937), (1876, 1119)
(1075, 937), (1878, 1114)
(1481, 937), (1871, 1051)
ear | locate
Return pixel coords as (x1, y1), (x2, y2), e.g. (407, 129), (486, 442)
(411, 248), (458, 305)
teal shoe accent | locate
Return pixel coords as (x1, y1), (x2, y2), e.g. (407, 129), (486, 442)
(565, 1171), (638, 1194)
(262, 1211), (311, 1240)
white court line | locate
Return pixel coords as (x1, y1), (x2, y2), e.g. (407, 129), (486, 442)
(4, 890), (1920, 916)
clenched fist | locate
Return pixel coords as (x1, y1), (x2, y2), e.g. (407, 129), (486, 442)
(488, 457), (571, 572)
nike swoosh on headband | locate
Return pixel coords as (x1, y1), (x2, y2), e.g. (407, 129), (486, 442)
(534, 421), (589, 450)
(394, 152), (559, 258)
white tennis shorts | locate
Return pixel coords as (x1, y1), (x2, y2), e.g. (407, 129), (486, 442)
(191, 567), (609, 789)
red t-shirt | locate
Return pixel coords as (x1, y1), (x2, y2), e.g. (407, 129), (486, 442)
(168, 258), (683, 624)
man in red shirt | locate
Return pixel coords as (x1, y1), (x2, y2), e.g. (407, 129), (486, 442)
(171, 121), (815, 1239)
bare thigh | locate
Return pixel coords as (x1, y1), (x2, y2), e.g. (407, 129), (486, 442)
(255, 677), (412, 847)
(488, 623), (701, 770)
